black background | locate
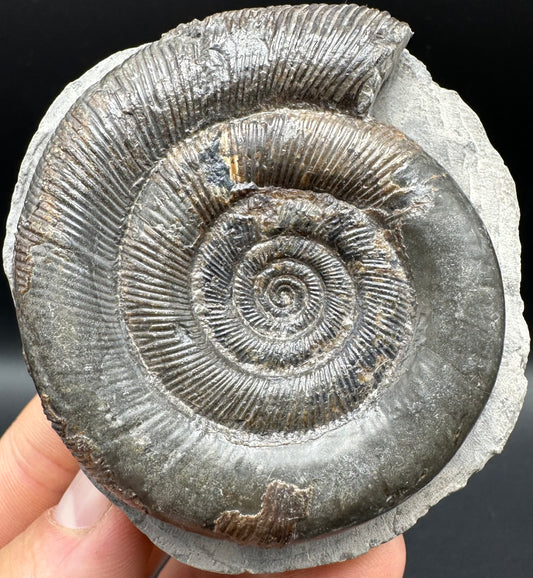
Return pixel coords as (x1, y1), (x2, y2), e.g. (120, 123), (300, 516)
(0, 1), (531, 576)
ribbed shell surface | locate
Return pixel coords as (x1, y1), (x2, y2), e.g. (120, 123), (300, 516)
(10, 3), (504, 553)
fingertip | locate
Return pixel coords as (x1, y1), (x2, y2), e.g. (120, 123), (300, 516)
(52, 470), (112, 529)
(0, 395), (79, 546)
(50, 473), (154, 577)
(0, 472), (153, 578)
(339, 535), (406, 578)
(66, 504), (154, 577)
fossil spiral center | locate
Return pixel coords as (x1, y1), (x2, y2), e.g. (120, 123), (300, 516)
(246, 257), (324, 335)
(254, 264), (319, 328)
(120, 186), (415, 435)
(192, 218), (356, 373)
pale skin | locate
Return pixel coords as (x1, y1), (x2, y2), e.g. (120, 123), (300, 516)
(0, 396), (406, 577)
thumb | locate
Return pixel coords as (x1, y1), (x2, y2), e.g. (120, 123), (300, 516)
(0, 470), (152, 578)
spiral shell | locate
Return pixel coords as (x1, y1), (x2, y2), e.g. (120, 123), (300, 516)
(120, 110), (422, 437)
(5, 3), (517, 573)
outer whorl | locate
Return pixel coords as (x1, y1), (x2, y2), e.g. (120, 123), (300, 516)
(4, 3), (526, 574)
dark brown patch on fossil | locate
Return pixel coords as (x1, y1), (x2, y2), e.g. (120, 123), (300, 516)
(214, 480), (313, 547)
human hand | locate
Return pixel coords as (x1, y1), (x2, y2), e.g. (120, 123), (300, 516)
(0, 396), (406, 577)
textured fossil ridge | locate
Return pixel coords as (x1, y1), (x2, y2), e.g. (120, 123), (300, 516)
(214, 480), (314, 547)
(3, 3), (528, 574)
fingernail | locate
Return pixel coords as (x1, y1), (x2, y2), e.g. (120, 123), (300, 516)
(53, 470), (112, 529)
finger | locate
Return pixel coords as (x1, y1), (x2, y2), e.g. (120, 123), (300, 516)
(146, 547), (171, 576)
(0, 395), (79, 547)
(0, 470), (153, 578)
(158, 534), (406, 578)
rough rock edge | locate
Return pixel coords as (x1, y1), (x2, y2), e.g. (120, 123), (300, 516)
(3, 42), (528, 574)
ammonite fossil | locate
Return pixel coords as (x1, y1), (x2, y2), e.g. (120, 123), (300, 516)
(3, 3), (528, 573)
